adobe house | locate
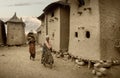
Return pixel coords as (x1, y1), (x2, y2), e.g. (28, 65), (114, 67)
(68, 0), (120, 60)
(0, 20), (6, 45)
(6, 13), (25, 46)
(43, 1), (70, 52)
(37, 13), (46, 45)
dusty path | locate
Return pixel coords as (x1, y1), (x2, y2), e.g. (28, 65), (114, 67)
(0, 46), (120, 78)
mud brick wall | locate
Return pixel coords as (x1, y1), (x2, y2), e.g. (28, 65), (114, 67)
(100, 0), (120, 60)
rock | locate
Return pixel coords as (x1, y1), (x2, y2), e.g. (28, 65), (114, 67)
(60, 53), (64, 57)
(113, 60), (116, 64)
(94, 67), (107, 75)
(99, 68), (107, 75)
(96, 71), (103, 77)
(115, 60), (120, 65)
(75, 59), (85, 66)
(63, 58), (68, 61)
(63, 55), (69, 61)
(92, 69), (96, 75)
(66, 55), (71, 59)
(64, 55), (70, 59)
(75, 59), (79, 63)
(56, 54), (61, 58)
(94, 63), (102, 68)
(78, 61), (85, 66)
(99, 60), (104, 63)
(78, 62), (85, 66)
(63, 52), (68, 55)
(113, 60), (120, 65)
(102, 62), (112, 68)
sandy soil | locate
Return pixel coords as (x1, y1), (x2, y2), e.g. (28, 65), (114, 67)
(0, 45), (120, 78)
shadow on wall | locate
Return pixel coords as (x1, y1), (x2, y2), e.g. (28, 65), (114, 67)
(0, 20), (7, 45)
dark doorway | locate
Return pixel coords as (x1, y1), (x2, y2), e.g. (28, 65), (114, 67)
(0, 20), (7, 45)
(60, 6), (70, 51)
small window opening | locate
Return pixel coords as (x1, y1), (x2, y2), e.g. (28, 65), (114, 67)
(78, 0), (85, 7)
(51, 12), (54, 17)
(52, 32), (54, 38)
(75, 32), (78, 38)
(86, 31), (90, 38)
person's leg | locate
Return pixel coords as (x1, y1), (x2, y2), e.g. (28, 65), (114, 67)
(30, 54), (32, 60)
(32, 54), (35, 61)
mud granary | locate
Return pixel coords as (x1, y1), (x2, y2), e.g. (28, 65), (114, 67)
(0, 20), (6, 45)
(6, 13), (25, 46)
(37, 0), (120, 61)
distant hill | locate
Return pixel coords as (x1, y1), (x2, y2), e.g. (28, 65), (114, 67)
(0, 17), (41, 34)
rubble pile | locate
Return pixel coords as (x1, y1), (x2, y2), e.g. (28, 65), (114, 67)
(92, 59), (120, 78)
(53, 50), (120, 78)
(55, 51), (90, 66)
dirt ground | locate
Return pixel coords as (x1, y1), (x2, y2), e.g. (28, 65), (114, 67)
(0, 45), (120, 78)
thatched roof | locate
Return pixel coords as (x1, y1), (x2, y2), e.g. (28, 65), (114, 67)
(7, 13), (24, 23)
(43, 1), (69, 13)
(0, 20), (4, 24)
(37, 13), (45, 20)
